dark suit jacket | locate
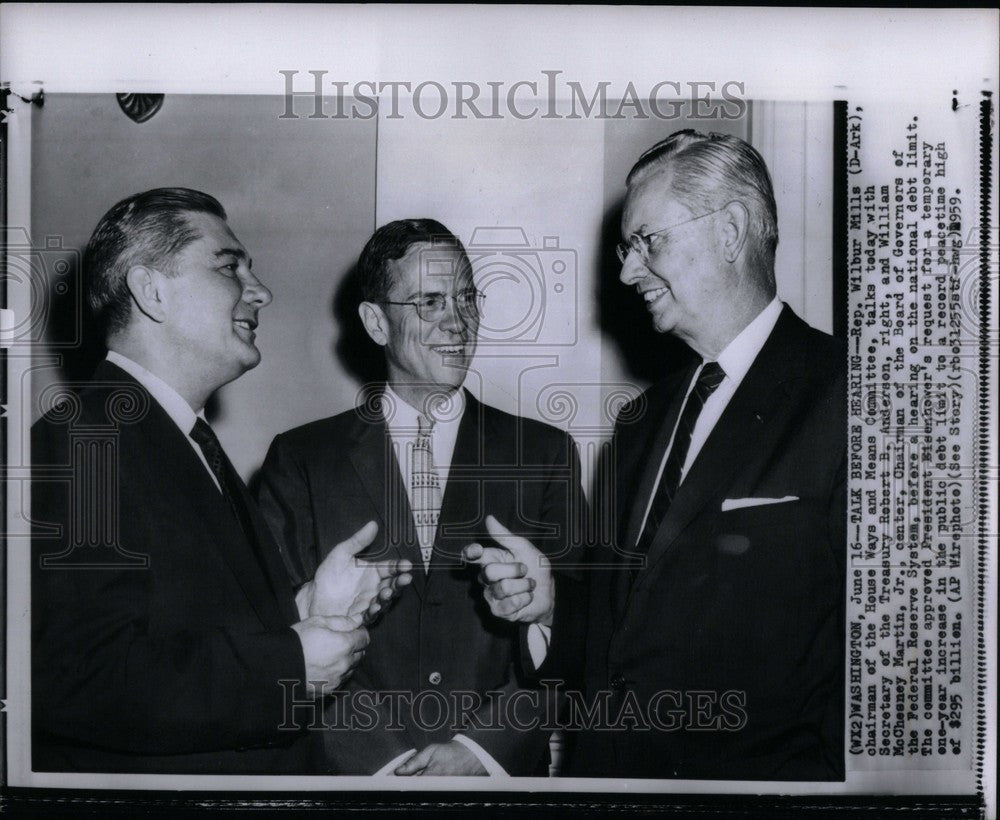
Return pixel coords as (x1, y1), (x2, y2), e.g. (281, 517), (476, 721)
(257, 390), (584, 775)
(541, 305), (846, 780)
(31, 360), (316, 773)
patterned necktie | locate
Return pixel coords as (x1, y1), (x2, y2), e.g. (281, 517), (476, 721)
(635, 361), (727, 556)
(411, 414), (442, 569)
(190, 418), (265, 568)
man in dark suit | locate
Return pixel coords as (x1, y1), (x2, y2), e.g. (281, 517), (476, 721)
(257, 219), (584, 776)
(469, 130), (846, 780)
(31, 188), (409, 773)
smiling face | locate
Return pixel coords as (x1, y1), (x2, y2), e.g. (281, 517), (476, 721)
(159, 211), (272, 396)
(618, 168), (734, 355)
(362, 242), (478, 409)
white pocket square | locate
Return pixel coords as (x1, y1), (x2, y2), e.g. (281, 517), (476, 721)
(721, 495), (799, 512)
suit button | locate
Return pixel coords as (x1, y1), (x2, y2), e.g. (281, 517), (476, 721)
(610, 674), (626, 690)
(428, 671), (442, 685)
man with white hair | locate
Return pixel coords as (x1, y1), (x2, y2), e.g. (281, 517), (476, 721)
(469, 130), (846, 780)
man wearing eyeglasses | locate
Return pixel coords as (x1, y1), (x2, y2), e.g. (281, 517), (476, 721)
(257, 218), (583, 776)
(467, 130), (846, 780)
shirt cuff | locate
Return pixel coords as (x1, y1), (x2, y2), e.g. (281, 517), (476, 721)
(527, 623), (551, 671)
(294, 582), (313, 621)
(373, 748), (417, 776)
(452, 734), (509, 777)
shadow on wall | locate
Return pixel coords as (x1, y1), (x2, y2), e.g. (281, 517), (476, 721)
(246, 258), (386, 497)
(331, 260), (387, 388)
(598, 197), (695, 385)
(44, 252), (106, 389)
(44, 253), (232, 427)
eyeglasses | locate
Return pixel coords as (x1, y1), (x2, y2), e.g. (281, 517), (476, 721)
(381, 288), (485, 322)
(615, 207), (725, 264)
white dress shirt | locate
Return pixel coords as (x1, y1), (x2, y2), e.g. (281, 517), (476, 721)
(530, 299), (784, 673)
(105, 350), (220, 491)
(382, 384), (464, 513)
(636, 297), (783, 537)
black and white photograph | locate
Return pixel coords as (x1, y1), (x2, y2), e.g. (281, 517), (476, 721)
(1, 6), (996, 817)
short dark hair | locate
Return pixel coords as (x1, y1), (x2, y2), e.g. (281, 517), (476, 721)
(357, 219), (471, 303)
(84, 187), (227, 337)
(627, 129), (778, 272)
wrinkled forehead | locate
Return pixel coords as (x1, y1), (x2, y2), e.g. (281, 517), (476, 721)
(389, 242), (472, 295)
(621, 167), (687, 236)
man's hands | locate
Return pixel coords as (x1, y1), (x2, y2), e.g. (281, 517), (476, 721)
(291, 523), (411, 697)
(394, 740), (489, 776)
(463, 515), (554, 626)
(291, 614), (369, 697)
(296, 521), (413, 625)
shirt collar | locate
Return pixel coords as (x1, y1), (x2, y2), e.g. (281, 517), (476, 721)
(382, 384), (466, 434)
(715, 297), (783, 385)
(106, 350), (204, 436)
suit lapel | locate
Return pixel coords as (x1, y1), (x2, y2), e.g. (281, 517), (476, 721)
(610, 372), (692, 619)
(620, 366), (696, 553)
(240, 481), (301, 625)
(432, 391), (483, 576)
(347, 395), (426, 597)
(95, 362), (291, 628)
(636, 306), (812, 583)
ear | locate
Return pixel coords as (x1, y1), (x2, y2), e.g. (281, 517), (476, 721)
(719, 200), (751, 263)
(125, 265), (168, 323)
(359, 301), (389, 346)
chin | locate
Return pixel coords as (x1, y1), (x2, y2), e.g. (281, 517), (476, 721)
(238, 348), (262, 372)
(428, 370), (466, 393)
(650, 309), (678, 335)
(435, 375), (466, 393)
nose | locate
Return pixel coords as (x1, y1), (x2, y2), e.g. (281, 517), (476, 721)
(439, 294), (470, 334)
(242, 272), (273, 309)
(618, 248), (646, 286)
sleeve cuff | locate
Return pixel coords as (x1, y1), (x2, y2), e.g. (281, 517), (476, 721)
(452, 734), (509, 777)
(527, 623), (551, 671)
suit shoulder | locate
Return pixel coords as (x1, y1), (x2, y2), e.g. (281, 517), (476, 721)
(779, 308), (846, 374)
(32, 378), (146, 434)
(270, 408), (363, 452)
(796, 328), (847, 399)
(614, 369), (689, 431)
(802, 324), (846, 370)
(479, 400), (572, 447)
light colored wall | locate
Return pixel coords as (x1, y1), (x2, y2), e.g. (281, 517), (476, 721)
(751, 101), (835, 333)
(28, 94), (833, 485)
(29, 94), (377, 478)
(376, 98), (608, 489)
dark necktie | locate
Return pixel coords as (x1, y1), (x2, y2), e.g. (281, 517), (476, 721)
(635, 361), (726, 556)
(190, 418), (265, 568)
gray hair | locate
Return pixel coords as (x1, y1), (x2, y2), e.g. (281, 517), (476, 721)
(627, 129), (778, 275)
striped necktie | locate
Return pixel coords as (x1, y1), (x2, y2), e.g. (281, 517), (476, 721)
(411, 414), (442, 569)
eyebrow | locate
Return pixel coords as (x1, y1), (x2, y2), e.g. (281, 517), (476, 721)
(404, 289), (446, 301)
(215, 248), (252, 268)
